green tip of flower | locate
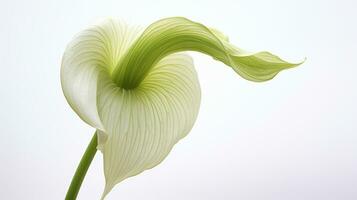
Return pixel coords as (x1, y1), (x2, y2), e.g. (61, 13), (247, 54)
(111, 17), (302, 89)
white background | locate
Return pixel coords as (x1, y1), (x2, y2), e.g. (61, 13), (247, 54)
(1, 0), (356, 199)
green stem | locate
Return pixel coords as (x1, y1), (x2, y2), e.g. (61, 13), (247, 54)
(66, 132), (98, 200)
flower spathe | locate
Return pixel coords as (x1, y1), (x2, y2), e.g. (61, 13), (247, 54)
(61, 17), (302, 199)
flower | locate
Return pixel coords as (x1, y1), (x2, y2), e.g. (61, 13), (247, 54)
(61, 17), (302, 199)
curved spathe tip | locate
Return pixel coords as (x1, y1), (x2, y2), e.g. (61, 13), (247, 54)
(100, 183), (114, 200)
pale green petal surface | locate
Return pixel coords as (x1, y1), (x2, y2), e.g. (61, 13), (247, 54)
(61, 17), (302, 199)
(61, 19), (141, 130)
(97, 53), (200, 197)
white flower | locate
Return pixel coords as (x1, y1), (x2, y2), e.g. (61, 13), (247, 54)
(61, 17), (301, 199)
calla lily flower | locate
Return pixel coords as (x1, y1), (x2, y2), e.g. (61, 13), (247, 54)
(61, 17), (302, 199)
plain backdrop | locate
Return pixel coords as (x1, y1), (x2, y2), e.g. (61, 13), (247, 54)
(1, 0), (356, 199)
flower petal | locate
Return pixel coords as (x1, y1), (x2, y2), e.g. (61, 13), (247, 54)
(112, 17), (303, 89)
(96, 53), (200, 198)
(61, 19), (141, 130)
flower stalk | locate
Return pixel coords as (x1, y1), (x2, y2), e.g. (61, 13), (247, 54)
(65, 132), (98, 200)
